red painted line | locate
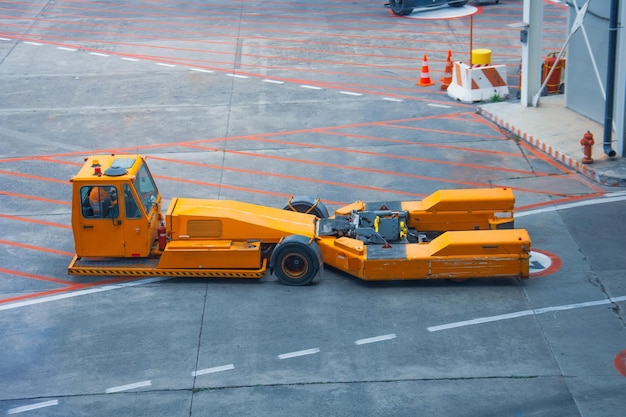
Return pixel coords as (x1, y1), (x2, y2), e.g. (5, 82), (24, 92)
(516, 192), (606, 212)
(0, 169), (68, 184)
(0, 213), (71, 229)
(614, 350), (626, 377)
(528, 249), (562, 278)
(0, 267), (74, 286)
(0, 275), (153, 306)
(0, 190), (71, 206)
(0, 239), (74, 257)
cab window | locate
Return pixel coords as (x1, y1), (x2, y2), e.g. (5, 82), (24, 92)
(123, 184), (142, 219)
(81, 186), (119, 218)
(135, 162), (159, 213)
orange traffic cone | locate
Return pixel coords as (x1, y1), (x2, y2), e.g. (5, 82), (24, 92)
(440, 50), (453, 90)
(416, 54), (435, 87)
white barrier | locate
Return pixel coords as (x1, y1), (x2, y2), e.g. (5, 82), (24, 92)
(447, 62), (509, 103)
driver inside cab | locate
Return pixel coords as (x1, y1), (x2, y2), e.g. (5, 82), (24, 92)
(89, 186), (118, 217)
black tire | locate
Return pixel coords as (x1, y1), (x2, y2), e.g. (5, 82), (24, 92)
(270, 235), (321, 286)
(389, 0), (415, 16)
(283, 196), (329, 219)
(449, 1), (468, 7)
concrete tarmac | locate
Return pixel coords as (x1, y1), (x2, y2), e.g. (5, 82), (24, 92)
(1, 2), (625, 417)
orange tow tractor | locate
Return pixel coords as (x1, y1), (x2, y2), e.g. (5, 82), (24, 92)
(69, 155), (530, 285)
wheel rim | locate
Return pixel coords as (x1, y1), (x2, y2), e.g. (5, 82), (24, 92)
(281, 252), (309, 280)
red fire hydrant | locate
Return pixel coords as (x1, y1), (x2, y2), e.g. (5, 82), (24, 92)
(580, 131), (594, 164)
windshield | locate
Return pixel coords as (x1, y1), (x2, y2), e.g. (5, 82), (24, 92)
(135, 161), (159, 213)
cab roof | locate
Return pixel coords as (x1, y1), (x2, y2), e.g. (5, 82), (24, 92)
(71, 154), (144, 182)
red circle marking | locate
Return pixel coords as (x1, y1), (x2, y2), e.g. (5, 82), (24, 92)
(614, 350), (626, 376)
(529, 248), (562, 278)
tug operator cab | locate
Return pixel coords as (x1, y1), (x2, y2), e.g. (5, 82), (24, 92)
(71, 155), (161, 258)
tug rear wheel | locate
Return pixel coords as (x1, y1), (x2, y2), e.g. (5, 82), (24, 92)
(271, 235), (321, 286)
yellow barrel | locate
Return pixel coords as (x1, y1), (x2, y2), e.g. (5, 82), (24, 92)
(471, 49), (492, 66)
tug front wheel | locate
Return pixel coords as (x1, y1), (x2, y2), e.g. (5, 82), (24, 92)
(270, 235), (322, 286)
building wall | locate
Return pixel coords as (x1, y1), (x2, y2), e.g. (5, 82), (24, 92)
(565, 0), (625, 156)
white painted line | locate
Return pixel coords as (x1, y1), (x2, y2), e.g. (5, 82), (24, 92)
(23, 42), (43, 46)
(121, 57), (139, 62)
(226, 73), (248, 79)
(89, 52), (109, 57)
(0, 37), (12, 41)
(156, 63), (175, 67)
(8, 400), (59, 414)
(339, 91), (362, 96)
(0, 277), (170, 311)
(192, 364), (235, 377)
(57, 47), (77, 52)
(428, 295), (626, 332)
(518, 193), (626, 218)
(383, 97), (403, 102)
(300, 85), (322, 90)
(277, 348), (320, 359)
(106, 380), (152, 393)
(428, 103), (451, 108)
(262, 79), (284, 84)
(355, 333), (397, 345)
(190, 67), (213, 73)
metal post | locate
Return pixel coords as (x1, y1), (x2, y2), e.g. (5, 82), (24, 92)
(520, 0), (543, 107)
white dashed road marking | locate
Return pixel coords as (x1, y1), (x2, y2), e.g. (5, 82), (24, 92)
(105, 380), (152, 394)
(277, 348), (321, 360)
(355, 334), (397, 345)
(427, 295), (626, 332)
(7, 400), (58, 415)
(192, 364), (235, 377)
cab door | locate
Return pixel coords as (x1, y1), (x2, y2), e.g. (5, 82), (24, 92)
(74, 184), (126, 257)
(121, 183), (156, 257)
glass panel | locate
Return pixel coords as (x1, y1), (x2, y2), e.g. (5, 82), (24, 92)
(123, 184), (142, 219)
(82, 186), (119, 218)
(135, 162), (159, 213)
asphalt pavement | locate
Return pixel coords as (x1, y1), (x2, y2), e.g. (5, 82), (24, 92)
(1, 1), (625, 417)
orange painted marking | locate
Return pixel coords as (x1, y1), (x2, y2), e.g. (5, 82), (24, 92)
(0, 239), (74, 257)
(0, 214), (71, 229)
(614, 350), (626, 376)
(0, 267), (75, 286)
(528, 249), (562, 278)
(0, 190), (71, 206)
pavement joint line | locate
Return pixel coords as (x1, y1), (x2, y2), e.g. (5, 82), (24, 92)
(7, 400), (59, 415)
(354, 334), (397, 345)
(192, 364), (235, 377)
(427, 295), (626, 332)
(105, 380), (152, 394)
(277, 348), (321, 360)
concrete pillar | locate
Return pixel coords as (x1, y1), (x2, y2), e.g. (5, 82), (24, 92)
(520, 0), (543, 107)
